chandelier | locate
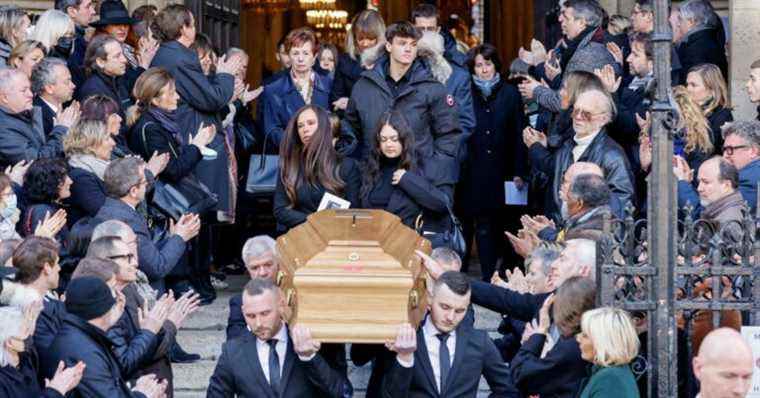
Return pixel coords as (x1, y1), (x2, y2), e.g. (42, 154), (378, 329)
(306, 9), (348, 30)
(299, 0), (336, 10)
(242, 0), (292, 13)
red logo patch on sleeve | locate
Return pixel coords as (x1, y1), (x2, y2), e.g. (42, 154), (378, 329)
(446, 94), (455, 107)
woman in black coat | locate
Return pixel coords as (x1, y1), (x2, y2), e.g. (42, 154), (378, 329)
(274, 105), (360, 231)
(456, 44), (527, 280)
(329, 9), (385, 113)
(360, 110), (452, 239)
(127, 68), (214, 184)
(20, 159), (71, 246)
(685, 63), (733, 153)
(0, 305), (84, 398)
(127, 67), (216, 303)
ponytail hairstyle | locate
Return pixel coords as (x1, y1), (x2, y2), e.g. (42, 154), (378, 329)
(360, 110), (418, 199)
(279, 105), (344, 206)
(126, 67), (175, 127)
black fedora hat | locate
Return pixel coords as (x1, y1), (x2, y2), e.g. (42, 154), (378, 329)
(90, 0), (135, 27)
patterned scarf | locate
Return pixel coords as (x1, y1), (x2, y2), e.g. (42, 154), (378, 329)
(473, 73), (501, 98)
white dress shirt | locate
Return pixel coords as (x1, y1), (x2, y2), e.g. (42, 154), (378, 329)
(255, 325), (288, 383)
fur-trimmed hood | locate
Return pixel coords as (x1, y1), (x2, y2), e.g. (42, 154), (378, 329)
(359, 41), (387, 70)
(416, 31), (452, 85)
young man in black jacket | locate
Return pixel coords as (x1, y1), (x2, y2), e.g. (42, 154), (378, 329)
(383, 271), (519, 398)
(340, 21), (462, 186)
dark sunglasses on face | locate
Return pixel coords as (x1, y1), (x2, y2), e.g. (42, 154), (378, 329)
(723, 145), (750, 156)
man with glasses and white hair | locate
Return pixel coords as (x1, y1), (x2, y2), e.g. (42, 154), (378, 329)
(674, 0), (727, 84)
(524, 88), (635, 222)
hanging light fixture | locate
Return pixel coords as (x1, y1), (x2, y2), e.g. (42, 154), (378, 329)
(242, 0), (292, 13)
(306, 9), (348, 30)
(299, 0), (336, 10)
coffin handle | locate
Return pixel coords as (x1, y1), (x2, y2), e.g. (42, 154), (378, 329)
(409, 290), (419, 308)
(286, 289), (296, 307)
(276, 271), (285, 286)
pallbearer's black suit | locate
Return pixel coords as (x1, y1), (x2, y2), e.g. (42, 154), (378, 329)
(381, 318), (520, 398)
(206, 326), (353, 398)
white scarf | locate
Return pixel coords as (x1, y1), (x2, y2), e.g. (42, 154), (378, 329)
(68, 154), (110, 180)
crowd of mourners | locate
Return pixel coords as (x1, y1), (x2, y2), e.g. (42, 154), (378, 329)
(0, 0), (757, 396)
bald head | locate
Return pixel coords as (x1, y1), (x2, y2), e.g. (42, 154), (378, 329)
(693, 328), (753, 398)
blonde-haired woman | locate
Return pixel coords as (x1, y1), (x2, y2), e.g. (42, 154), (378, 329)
(8, 40), (45, 78)
(29, 9), (76, 59)
(576, 307), (640, 398)
(64, 119), (116, 223)
(686, 63), (733, 152)
(0, 6), (30, 66)
(330, 9), (386, 111)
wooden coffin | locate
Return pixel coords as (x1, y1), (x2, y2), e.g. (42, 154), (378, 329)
(276, 209), (431, 343)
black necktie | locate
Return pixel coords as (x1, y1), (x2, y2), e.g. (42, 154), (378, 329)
(267, 339), (281, 394)
(436, 333), (451, 392)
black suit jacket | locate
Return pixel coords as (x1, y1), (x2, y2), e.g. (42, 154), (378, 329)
(381, 324), (519, 398)
(33, 97), (56, 138)
(207, 331), (352, 398)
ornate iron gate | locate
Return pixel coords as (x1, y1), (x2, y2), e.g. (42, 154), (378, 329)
(186, 0), (241, 51)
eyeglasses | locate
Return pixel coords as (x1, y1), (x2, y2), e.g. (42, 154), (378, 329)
(571, 108), (607, 122)
(417, 26), (438, 32)
(132, 179), (148, 189)
(723, 145), (751, 156)
(108, 253), (136, 263)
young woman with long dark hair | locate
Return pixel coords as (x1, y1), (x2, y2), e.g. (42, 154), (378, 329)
(360, 110), (453, 236)
(274, 104), (360, 230)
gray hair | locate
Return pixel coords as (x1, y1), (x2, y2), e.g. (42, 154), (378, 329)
(31, 57), (67, 96)
(679, 0), (712, 28)
(241, 235), (276, 262)
(431, 247), (462, 271)
(104, 157), (145, 198)
(29, 9), (74, 51)
(86, 236), (124, 259)
(92, 219), (134, 241)
(225, 47), (248, 59)
(0, 68), (25, 96)
(566, 0), (604, 28)
(0, 307), (26, 367)
(0, 6), (27, 46)
(569, 174), (611, 208)
(722, 120), (760, 147)
(565, 238), (597, 280)
(527, 244), (561, 275)
(55, 0), (84, 12)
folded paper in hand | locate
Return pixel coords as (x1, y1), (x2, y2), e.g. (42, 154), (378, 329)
(318, 192), (351, 211)
(505, 181), (528, 206)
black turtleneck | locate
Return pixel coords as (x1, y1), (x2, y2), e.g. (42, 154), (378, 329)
(368, 157), (401, 208)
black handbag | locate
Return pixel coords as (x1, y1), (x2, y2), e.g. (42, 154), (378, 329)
(245, 130), (279, 195)
(416, 205), (467, 258)
(140, 122), (218, 220)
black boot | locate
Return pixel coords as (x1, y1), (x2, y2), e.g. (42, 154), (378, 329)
(170, 341), (201, 363)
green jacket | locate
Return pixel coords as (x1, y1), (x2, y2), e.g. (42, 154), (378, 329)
(579, 364), (640, 398)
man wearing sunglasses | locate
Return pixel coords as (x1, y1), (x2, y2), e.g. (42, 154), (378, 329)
(525, 89), (635, 222)
(678, 121), (760, 217)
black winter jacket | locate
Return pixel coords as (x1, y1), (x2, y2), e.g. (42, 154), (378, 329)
(41, 314), (146, 398)
(340, 55), (462, 185)
(129, 111), (203, 183)
(676, 27), (728, 84)
(529, 129), (635, 222)
(66, 167), (107, 225)
(75, 70), (134, 115)
(0, 352), (64, 398)
(330, 53), (363, 105)
(360, 159), (453, 234)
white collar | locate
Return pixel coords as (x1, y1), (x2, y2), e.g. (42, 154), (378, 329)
(423, 316), (456, 340)
(256, 323), (289, 345)
(573, 130), (601, 146)
(40, 97), (59, 114)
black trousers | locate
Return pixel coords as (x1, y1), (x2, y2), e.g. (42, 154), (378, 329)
(460, 205), (524, 281)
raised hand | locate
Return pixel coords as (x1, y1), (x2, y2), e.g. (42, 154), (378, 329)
(518, 75), (543, 100)
(133, 374), (167, 398)
(594, 64), (621, 94)
(146, 151), (170, 177)
(291, 324), (321, 359)
(216, 54), (243, 76)
(537, 293), (555, 334)
(55, 101), (81, 129)
(138, 36), (159, 69)
(491, 271), (508, 288)
(46, 361), (86, 396)
(34, 209), (67, 239)
(167, 290), (201, 329)
(139, 293), (172, 334)
(415, 250), (444, 280)
(173, 213), (201, 242)
(241, 85), (263, 105)
(4, 160), (29, 185)
(191, 123), (216, 149)
(606, 42), (624, 65)
(385, 323), (417, 363)
(636, 111), (651, 134)
(522, 126), (547, 148)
